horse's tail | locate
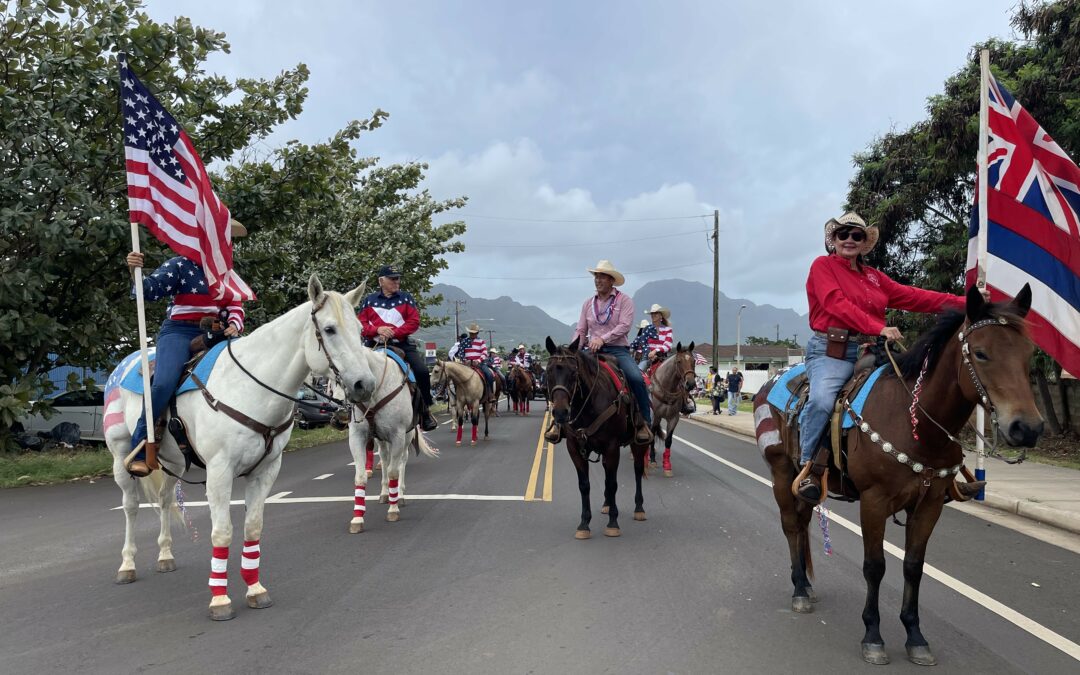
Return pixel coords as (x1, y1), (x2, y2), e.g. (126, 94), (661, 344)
(413, 429), (440, 458)
(138, 469), (184, 533)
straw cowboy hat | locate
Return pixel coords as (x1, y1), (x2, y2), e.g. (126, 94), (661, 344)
(643, 303), (671, 320)
(517, 343), (526, 350)
(586, 259), (625, 286)
(466, 323), (481, 333)
(638, 319), (650, 329)
(229, 218), (248, 237)
(824, 211), (878, 255)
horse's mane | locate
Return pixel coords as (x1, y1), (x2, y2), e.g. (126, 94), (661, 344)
(890, 300), (1026, 380)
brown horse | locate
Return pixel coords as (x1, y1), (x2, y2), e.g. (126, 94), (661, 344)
(647, 342), (696, 476)
(508, 365), (534, 415)
(545, 336), (649, 538)
(755, 285), (1043, 666)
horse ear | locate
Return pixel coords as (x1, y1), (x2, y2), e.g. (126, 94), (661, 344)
(343, 282), (367, 308)
(965, 284), (986, 321)
(675, 341), (683, 352)
(688, 341), (695, 351)
(546, 336), (558, 355)
(308, 274), (325, 304)
(1010, 283), (1032, 318)
(568, 336), (581, 352)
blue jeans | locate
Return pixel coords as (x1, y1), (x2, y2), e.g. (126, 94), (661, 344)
(600, 345), (652, 426)
(131, 319), (204, 455)
(798, 334), (860, 463)
(728, 391), (740, 414)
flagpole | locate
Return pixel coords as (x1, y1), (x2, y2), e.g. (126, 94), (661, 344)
(130, 223), (155, 448)
(975, 48), (990, 500)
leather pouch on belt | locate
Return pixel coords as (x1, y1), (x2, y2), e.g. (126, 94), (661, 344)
(825, 327), (850, 359)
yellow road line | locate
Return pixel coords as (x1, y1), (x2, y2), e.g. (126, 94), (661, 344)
(542, 432), (554, 502)
(524, 410), (549, 501)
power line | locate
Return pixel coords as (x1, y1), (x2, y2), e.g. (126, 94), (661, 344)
(461, 228), (709, 248)
(439, 261), (709, 281)
(456, 213), (712, 223)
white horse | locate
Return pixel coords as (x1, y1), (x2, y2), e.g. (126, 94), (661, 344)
(105, 275), (376, 621)
(342, 346), (439, 534)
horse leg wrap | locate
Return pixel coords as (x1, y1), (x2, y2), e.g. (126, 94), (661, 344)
(662, 448), (672, 472)
(388, 478), (400, 506)
(240, 540), (261, 587)
(209, 546), (229, 597)
(354, 485), (367, 517)
(365, 441), (374, 472)
(456, 424), (463, 443)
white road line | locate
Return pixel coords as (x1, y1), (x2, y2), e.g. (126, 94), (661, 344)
(313, 473), (333, 480)
(673, 434), (1080, 663)
(347, 462), (356, 466)
(269, 491), (292, 500)
(118, 493), (525, 510)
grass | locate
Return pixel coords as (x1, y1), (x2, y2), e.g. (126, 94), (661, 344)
(0, 446), (113, 488)
(284, 425), (347, 452)
(693, 396), (753, 413)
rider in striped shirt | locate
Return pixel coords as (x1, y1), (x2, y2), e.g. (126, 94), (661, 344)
(634, 303), (674, 371)
(457, 323), (495, 397)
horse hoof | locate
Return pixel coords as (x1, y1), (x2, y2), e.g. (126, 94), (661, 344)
(633, 511), (646, 521)
(246, 592), (273, 609)
(365, 469), (373, 478)
(663, 470), (673, 477)
(906, 645), (936, 666)
(807, 587), (818, 603)
(861, 643), (889, 665)
(209, 603), (236, 621)
(574, 529), (591, 540)
(349, 521), (364, 534)
(386, 511), (400, 522)
(648, 461), (658, 468)
(156, 558), (177, 573)
(603, 527), (621, 537)
(791, 596), (813, 613)
(470, 441), (477, 446)
(115, 569), (136, 584)
(601, 505), (609, 515)
(455, 441), (461, 446)
(379, 495), (388, 504)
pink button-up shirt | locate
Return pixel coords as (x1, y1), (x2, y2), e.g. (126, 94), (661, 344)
(571, 290), (635, 347)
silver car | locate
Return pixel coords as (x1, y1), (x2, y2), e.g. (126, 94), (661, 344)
(20, 387), (106, 443)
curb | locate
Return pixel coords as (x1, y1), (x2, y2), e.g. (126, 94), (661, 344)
(687, 414), (1080, 537)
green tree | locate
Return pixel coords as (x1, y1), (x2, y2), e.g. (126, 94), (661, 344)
(745, 336), (798, 349)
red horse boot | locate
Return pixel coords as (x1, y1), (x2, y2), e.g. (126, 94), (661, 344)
(662, 448), (673, 477)
(365, 440), (375, 478)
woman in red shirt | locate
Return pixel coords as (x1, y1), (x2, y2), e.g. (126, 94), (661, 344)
(795, 212), (971, 503)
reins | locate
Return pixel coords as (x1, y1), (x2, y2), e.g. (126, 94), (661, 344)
(547, 351), (625, 461)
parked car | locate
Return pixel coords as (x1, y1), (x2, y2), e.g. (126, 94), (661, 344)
(21, 387), (106, 443)
(294, 389), (338, 429)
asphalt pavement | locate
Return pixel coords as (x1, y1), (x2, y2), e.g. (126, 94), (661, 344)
(0, 404), (1077, 674)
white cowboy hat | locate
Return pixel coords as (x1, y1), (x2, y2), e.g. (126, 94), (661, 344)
(517, 343), (526, 350)
(229, 218), (248, 237)
(824, 211), (878, 255)
(638, 319), (650, 329)
(586, 259), (625, 286)
(643, 303), (671, 320)
(466, 323), (481, 333)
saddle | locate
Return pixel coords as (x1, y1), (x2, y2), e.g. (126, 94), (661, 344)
(467, 363), (495, 403)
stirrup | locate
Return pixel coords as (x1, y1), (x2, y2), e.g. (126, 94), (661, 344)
(544, 421), (562, 443)
(791, 461), (827, 506)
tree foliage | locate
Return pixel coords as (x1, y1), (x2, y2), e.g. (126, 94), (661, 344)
(745, 336), (798, 348)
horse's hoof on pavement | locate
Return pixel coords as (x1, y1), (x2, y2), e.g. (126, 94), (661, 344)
(209, 603), (236, 621)
(156, 558), (177, 573)
(663, 470), (673, 477)
(379, 495), (388, 504)
(861, 643), (889, 665)
(365, 469), (373, 478)
(906, 645), (936, 666)
(603, 527), (621, 537)
(349, 521), (364, 534)
(386, 511), (400, 522)
(115, 569), (136, 584)
(791, 596), (813, 613)
(455, 441), (461, 446)
(648, 461), (658, 468)
(574, 529), (591, 540)
(470, 441), (477, 446)
(246, 592), (273, 609)
(633, 511), (647, 521)
(600, 505), (609, 515)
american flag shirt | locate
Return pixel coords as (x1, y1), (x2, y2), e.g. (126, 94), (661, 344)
(509, 351), (532, 368)
(358, 290), (420, 340)
(136, 256), (245, 331)
(463, 337), (488, 362)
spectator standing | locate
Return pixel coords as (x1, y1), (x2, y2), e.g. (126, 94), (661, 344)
(726, 366), (744, 415)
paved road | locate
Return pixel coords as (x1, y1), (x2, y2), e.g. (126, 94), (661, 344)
(1, 408), (1078, 674)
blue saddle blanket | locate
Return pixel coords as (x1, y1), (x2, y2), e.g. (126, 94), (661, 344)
(374, 347), (415, 383)
(766, 363), (887, 430)
(118, 341), (229, 396)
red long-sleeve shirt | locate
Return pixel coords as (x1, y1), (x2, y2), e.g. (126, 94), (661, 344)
(806, 254), (963, 336)
(357, 290), (420, 341)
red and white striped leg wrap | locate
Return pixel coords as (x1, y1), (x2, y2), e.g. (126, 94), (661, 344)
(240, 540), (260, 587)
(354, 485), (367, 518)
(209, 546), (228, 596)
(388, 478), (400, 506)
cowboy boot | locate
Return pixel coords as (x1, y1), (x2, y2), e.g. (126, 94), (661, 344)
(125, 440), (152, 478)
(145, 441), (160, 471)
(634, 421), (653, 444)
(544, 420), (562, 443)
(793, 447), (828, 505)
(954, 479), (987, 499)
(420, 400), (438, 432)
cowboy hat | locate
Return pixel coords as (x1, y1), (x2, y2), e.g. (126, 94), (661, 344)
(638, 319), (650, 329)
(517, 343), (526, 350)
(824, 211), (878, 255)
(229, 218), (248, 238)
(466, 323), (481, 333)
(586, 259), (625, 286)
(643, 303), (671, 320)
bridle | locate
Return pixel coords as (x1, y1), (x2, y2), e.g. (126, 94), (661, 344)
(650, 352), (694, 406)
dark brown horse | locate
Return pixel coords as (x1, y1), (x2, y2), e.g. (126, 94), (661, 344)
(755, 285), (1043, 666)
(508, 365), (534, 415)
(545, 336), (649, 539)
(647, 342), (696, 476)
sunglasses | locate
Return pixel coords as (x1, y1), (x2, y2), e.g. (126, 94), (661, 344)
(834, 228), (866, 242)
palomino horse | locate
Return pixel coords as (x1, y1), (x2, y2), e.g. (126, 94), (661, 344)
(507, 365), (534, 415)
(755, 286), (1043, 665)
(545, 337), (648, 538)
(647, 342), (696, 476)
(105, 275), (376, 620)
(343, 347), (439, 533)
(431, 360), (498, 445)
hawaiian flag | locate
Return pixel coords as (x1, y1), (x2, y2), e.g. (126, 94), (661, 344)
(967, 73), (1080, 376)
(693, 352), (709, 366)
(119, 55), (254, 302)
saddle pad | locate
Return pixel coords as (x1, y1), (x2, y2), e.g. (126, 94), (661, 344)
(119, 341), (229, 396)
(766, 363), (888, 430)
(373, 347), (415, 383)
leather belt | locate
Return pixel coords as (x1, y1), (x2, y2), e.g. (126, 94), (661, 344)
(813, 330), (876, 343)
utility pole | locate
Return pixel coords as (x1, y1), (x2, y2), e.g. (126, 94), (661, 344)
(776, 324), (780, 343)
(712, 209), (719, 371)
(452, 299), (467, 338)
(486, 329), (497, 350)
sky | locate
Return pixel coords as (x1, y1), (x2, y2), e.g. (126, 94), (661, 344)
(146, 0), (1020, 323)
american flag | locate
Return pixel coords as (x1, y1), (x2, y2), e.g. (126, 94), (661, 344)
(967, 72), (1080, 376)
(103, 350), (151, 436)
(120, 55), (254, 302)
(693, 352), (709, 366)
